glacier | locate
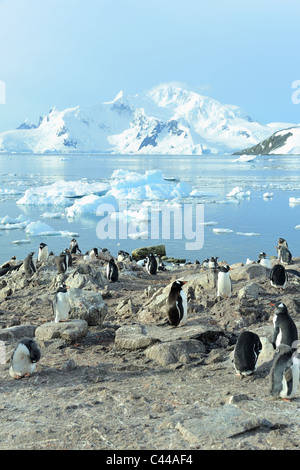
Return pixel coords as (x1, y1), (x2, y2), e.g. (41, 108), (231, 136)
(0, 83), (293, 155)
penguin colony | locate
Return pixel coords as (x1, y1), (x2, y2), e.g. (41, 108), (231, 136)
(2, 235), (300, 402)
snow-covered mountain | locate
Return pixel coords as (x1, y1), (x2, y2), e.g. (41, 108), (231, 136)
(0, 84), (294, 155)
(233, 126), (300, 155)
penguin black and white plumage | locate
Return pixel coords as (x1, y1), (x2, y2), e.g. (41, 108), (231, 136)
(277, 245), (292, 265)
(271, 302), (298, 350)
(270, 264), (288, 289)
(146, 254), (157, 275)
(23, 252), (36, 276)
(106, 258), (119, 282)
(166, 280), (188, 327)
(69, 238), (81, 254)
(117, 250), (132, 262)
(257, 252), (272, 269)
(276, 238), (288, 258)
(63, 248), (72, 268)
(208, 257), (219, 269)
(38, 243), (48, 262)
(89, 248), (99, 259)
(233, 331), (262, 376)
(55, 252), (68, 274)
(269, 344), (300, 400)
(217, 264), (232, 298)
(53, 284), (70, 323)
(9, 337), (41, 379)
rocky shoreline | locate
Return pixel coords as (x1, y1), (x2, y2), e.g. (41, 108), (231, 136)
(0, 247), (300, 450)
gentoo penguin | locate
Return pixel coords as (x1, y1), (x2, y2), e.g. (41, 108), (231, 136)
(208, 257), (219, 269)
(89, 248), (99, 259)
(233, 331), (262, 376)
(269, 344), (300, 401)
(202, 259), (209, 268)
(69, 238), (81, 254)
(257, 252), (272, 269)
(146, 254), (157, 275)
(276, 237), (288, 258)
(9, 337), (41, 379)
(55, 252), (68, 274)
(270, 264), (288, 289)
(37, 242), (48, 262)
(277, 245), (292, 264)
(118, 250), (132, 262)
(166, 280), (188, 327)
(63, 248), (72, 268)
(271, 302), (298, 350)
(217, 264), (232, 298)
(106, 258), (119, 282)
(53, 284), (70, 323)
(23, 252), (36, 276)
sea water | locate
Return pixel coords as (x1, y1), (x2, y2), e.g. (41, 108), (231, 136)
(0, 152), (300, 266)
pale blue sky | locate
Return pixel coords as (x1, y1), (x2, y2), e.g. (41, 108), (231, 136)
(0, 0), (299, 132)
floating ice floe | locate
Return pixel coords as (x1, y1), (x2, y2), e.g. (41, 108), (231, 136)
(40, 211), (65, 219)
(12, 239), (31, 245)
(232, 155), (256, 163)
(295, 225), (300, 230)
(226, 187), (251, 198)
(289, 197), (300, 206)
(263, 192), (273, 199)
(190, 189), (219, 198)
(17, 180), (109, 206)
(66, 194), (118, 218)
(236, 232), (260, 236)
(25, 221), (78, 237)
(212, 228), (234, 234)
(0, 214), (31, 230)
(200, 221), (218, 226)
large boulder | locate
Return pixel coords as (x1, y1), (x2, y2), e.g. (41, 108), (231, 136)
(35, 319), (88, 342)
(145, 339), (206, 366)
(68, 287), (108, 326)
(131, 244), (166, 261)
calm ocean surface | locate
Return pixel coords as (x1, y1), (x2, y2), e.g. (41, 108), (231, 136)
(0, 153), (300, 266)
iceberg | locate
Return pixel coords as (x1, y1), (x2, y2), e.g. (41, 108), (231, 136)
(0, 214), (31, 230)
(25, 221), (55, 236)
(66, 193), (118, 218)
(289, 197), (300, 206)
(17, 180), (109, 206)
(236, 232), (260, 236)
(226, 187), (251, 198)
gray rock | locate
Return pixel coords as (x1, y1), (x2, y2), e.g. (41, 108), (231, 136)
(238, 282), (259, 300)
(145, 339), (206, 366)
(35, 320), (88, 342)
(68, 287), (108, 326)
(115, 324), (161, 350)
(0, 324), (36, 342)
(175, 404), (262, 443)
(230, 264), (267, 281)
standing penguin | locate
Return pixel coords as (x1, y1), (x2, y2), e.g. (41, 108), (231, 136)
(269, 344), (300, 401)
(146, 254), (157, 275)
(9, 337), (41, 379)
(257, 252), (272, 269)
(69, 238), (81, 254)
(37, 243), (48, 262)
(208, 257), (219, 269)
(166, 280), (188, 327)
(270, 264), (288, 289)
(89, 248), (99, 259)
(277, 245), (292, 264)
(55, 252), (68, 274)
(271, 302), (298, 350)
(106, 258), (119, 282)
(217, 264), (232, 298)
(233, 331), (262, 376)
(63, 248), (72, 268)
(23, 252), (36, 276)
(53, 284), (70, 323)
(276, 238), (288, 258)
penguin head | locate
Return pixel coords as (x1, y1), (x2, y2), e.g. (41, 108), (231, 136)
(219, 264), (231, 273)
(274, 302), (288, 316)
(57, 284), (69, 293)
(278, 238), (286, 245)
(39, 243), (47, 249)
(171, 280), (187, 291)
(258, 252), (267, 260)
(109, 258), (116, 265)
(28, 252), (35, 257)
